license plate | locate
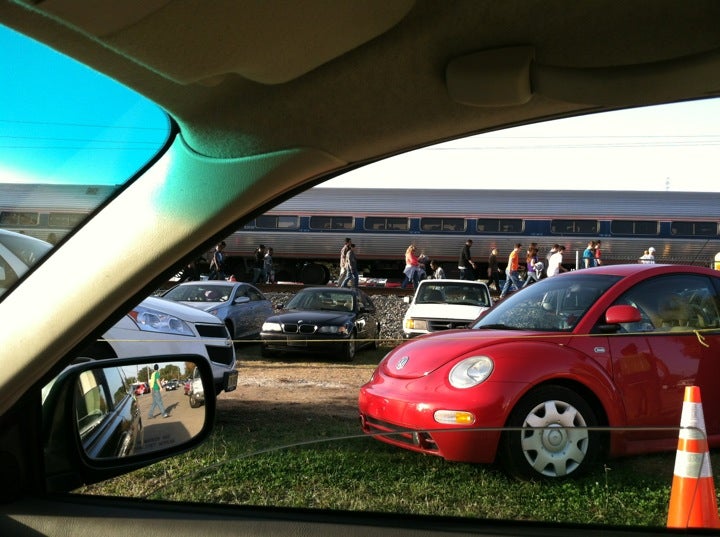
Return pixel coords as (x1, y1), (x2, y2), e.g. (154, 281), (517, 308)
(224, 370), (238, 392)
(287, 337), (307, 347)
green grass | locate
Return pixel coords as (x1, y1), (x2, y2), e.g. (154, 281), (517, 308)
(79, 346), (718, 529)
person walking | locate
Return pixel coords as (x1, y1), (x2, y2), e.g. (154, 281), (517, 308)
(264, 247), (275, 283)
(251, 244), (266, 283)
(401, 243), (421, 289)
(208, 241), (227, 280)
(521, 246), (541, 287)
(337, 237), (351, 285)
(499, 243), (522, 298)
(487, 247), (501, 291)
(546, 245), (567, 277)
(339, 243), (359, 288)
(458, 239), (476, 280)
(147, 364), (168, 419)
(582, 240), (596, 268)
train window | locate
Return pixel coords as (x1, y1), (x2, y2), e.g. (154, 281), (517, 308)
(48, 213), (85, 228)
(364, 217), (409, 231)
(0, 211), (39, 226)
(309, 216), (354, 230)
(671, 221), (717, 237)
(420, 218), (466, 232)
(253, 215), (299, 230)
(476, 218), (523, 233)
(550, 219), (597, 234)
(611, 220), (659, 235)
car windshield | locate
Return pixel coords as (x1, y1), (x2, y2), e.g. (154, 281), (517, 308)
(7, 13), (720, 535)
(0, 24), (170, 298)
(473, 274), (621, 331)
(286, 290), (354, 312)
(164, 284), (233, 303)
(416, 282), (490, 307)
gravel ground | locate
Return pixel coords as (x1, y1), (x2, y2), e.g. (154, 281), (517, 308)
(264, 292), (409, 345)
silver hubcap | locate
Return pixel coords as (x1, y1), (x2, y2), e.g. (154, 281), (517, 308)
(520, 399), (589, 477)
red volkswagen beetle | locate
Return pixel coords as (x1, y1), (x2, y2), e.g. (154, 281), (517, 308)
(359, 264), (720, 479)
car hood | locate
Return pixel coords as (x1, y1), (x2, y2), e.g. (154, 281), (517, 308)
(404, 303), (490, 321)
(267, 310), (353, 324)
(380, 329), (567, 379)
(140, 296), (223, 324)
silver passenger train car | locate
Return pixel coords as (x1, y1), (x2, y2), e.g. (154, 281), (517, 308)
(225, 187), (720, 283)
(2, 184), (719, 284)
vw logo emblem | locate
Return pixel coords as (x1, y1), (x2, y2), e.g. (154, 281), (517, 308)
(396, 356), (409, 370)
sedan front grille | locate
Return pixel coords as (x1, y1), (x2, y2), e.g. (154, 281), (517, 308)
(205, 344), (235, 366)
(282, 323), (317, 334)
(195, 323), (230, 338)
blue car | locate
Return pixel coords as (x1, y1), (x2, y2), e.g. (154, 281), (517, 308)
(161, 281), (273, 341)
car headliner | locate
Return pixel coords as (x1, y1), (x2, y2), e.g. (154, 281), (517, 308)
(2, 2), (720, 421)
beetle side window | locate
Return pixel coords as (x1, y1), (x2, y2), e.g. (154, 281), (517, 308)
(613, 275), (720, 332)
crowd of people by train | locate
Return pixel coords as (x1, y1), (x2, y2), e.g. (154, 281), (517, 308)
(182, 236), (673, 289)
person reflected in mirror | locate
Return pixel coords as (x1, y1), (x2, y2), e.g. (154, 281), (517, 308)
(339, 243), (359, 288)
(148, 364), (168, 419)
(499, 243), (523, 298)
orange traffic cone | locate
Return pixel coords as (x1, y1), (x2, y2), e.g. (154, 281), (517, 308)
(667, 386), (720, 528)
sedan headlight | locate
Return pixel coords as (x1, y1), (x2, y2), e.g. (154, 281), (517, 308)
(448, 356), (494, 389)
(262, 321), (282, 332)
(129, 305), (194, 336)
(317, 325), (348, 334)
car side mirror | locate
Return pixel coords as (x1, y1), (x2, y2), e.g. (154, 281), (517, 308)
(234, 296), (250, 305)
(42, 355), (216, 492)
(403, 296), (410, 304)
(605, 304), (642, 324)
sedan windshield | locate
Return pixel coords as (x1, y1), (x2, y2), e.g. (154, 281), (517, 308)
(473, 274), (622, 331)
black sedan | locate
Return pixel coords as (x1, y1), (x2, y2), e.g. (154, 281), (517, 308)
(260, 287), (380, 361)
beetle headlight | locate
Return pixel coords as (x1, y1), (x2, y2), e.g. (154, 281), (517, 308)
(448, 356), (494, 389)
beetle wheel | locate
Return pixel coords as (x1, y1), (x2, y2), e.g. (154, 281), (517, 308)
(499, 385), (599, 480)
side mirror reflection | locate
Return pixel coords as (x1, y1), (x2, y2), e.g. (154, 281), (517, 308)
(43, 356), (214, 468)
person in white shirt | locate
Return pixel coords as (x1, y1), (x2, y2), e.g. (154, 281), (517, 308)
(546, 245), (567, 277)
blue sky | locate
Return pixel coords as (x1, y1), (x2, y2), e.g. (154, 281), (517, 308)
(0, 24), (169, 185)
